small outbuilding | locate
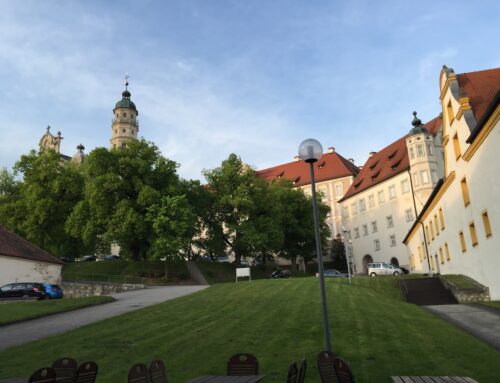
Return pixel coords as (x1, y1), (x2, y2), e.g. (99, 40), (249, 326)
(0, 225), (64, 286)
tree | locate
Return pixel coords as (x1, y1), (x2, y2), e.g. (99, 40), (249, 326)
(202, 154), (283, 266)
(66, 139), (185, 260)
(0, 150), (88, 258)
(271, 180), (330, 271)
(330, 236), (347, 273)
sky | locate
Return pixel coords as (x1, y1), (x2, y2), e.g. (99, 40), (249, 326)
(0, 0), (499, 181)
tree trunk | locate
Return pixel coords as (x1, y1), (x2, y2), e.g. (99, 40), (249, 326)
(291, 255), (297, 271)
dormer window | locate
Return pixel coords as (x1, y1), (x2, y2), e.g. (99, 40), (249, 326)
(387, 150), (397, 160)
(318, 161), (326, 169)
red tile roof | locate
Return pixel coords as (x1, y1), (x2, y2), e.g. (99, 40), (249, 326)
(0, 225), (63, 265)
(457, 67), (500, 123)
(340, 116), (441, 202)
(256, 151), (360, 187)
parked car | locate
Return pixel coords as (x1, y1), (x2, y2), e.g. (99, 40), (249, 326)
(42, 283), (64, 299)
(97, 255), (119, 261)
(59, 256), (73, 263)
(81, 255), (97, 262)
(316, 269), (349, 278)
(270, 269), (292, 279)
(368, 262), (403, 276)
(0, 282), (46, 300)
(217, 256), (230, 263)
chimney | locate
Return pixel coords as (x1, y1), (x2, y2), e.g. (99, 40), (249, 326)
(293, 156), (301, 162)
(328, 147), (335, 153)
(348, 158), (354, 163)
(369, 151), (377, 158)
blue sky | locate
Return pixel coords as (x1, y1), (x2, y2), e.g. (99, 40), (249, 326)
(0, 0), (499, 180)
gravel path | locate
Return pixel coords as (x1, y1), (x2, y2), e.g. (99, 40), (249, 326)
(0, 285), (208, 350)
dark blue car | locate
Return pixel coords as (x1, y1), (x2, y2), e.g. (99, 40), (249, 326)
(42, 283), (64, 299)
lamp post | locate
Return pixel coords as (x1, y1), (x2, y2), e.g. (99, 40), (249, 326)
(298, 138), (332, 353)
(340, 227), (352, 284)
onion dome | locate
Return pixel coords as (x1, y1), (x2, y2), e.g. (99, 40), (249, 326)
(408, 111), (428, 135)
(114, 79), (138, 113)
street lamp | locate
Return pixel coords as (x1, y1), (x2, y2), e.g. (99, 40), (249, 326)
(298, 138), (332, 353)
(340, 226), (352, 284)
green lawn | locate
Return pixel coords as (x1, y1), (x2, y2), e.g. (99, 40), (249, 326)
(0, 296), (114, 326)
(0, 278), (498, 383)
(62, 260), (189, 284)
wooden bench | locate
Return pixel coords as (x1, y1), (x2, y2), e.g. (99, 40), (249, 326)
(392, 377), (479, 383)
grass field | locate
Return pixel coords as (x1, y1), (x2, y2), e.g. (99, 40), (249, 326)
(62, 260), (189, 284)
(480, 301), (500, 310)
(0, 277), (498, 383)
(0, 296), (114, 326)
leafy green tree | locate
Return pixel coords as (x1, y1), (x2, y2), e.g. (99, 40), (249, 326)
(202, 154), (283, 266)
(66, 140), (183, 260)
(271, 180), (330, 271)
(330, 236), (347, 273)
(0, 151), (87, 258)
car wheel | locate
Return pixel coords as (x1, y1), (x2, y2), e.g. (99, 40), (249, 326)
(393, 271), (399, 276)
(22, 294), (30, 299)
(370, 272), (377, 277)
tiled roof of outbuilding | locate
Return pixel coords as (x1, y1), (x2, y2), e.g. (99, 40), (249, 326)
(456, 67), (500, 123)
(256, 150), (360, 187)
(0, 225), (64, 265)
(340, 116), (441, 202)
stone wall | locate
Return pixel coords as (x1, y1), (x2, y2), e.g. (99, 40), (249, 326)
(440, 276), (490, 303)
(61, 281), (145, 298)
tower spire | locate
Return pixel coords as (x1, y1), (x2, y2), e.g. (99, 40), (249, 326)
(124, 73), (129, 91)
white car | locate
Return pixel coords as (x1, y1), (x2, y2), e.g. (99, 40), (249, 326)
(368, 262), (403, 276)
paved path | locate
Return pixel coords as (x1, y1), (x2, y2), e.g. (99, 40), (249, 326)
(425, 304), (500, 351)
(0, 285), (208, 350)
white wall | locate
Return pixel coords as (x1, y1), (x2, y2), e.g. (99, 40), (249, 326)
(0, 255), (62, 286)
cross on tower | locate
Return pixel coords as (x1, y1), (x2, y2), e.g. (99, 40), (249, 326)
(124, 73), (130, 89)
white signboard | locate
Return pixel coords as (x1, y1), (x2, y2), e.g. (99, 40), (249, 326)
(236, 267), (251, 282)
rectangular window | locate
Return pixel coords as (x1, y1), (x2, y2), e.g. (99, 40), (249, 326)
(386, 215), (394, 228)
(351, 202), (358, 215)
(389, 234), (397, 247)
(445, 243), (450, 261)
(335, 184), (343, 196)
(418, 245), (422, 263)
(469, 221), (478, 247)
(319, 187), (328, 203)
(368, 194), (375, 208)
(482, 210), (493, 238)
(401, 179), (410, 194)
(421, 170), (430, 184)
(434, 215), (440, 236)
(374, 239), (380, 251)
(359, 198), (366, 212)
(405, 208), (414, 222)
(421, 241), (425, 259)
(354, 227), (360, 238)
(362, 224), (368, 236)
(342, 206), (349, 218)
(430, 221), (435, 240)
(453, 133), (461, 159)
(413, 172), (420, 186)
(409, 147), (415, 159)
(430, 254), (435, 271)
(447, 101), (454, 125)
(459, 231), (467, 252)
(417, 144), (424, 157)
(426, 143), (434, 156)
(431, 169), (438, 184)
(426, 225), (431, 244)
(439, 208), (445, 230)
(388, 185), (396, 199)
(439, 247), (444, 264)
(371, 221), (378, 233)
(378, 190), (385, 204)
(461, 177), (470, 206)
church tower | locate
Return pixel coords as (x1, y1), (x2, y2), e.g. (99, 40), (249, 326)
(110, 76), (139, 149)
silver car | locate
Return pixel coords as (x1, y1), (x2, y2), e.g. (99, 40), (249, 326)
(368, 262), (403, 276)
